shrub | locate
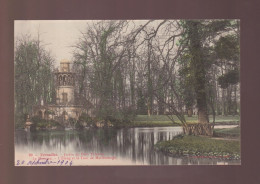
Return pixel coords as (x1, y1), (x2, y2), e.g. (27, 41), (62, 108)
(31, 116), (63, 129)
(78, 113), (95, 127)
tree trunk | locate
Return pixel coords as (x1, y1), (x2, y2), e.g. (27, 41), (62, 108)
(147, 42), (153, 115)
(187, 20), (209, 125)
(187, 108), (193, 117)
(147, 100), (151, 117)
(222, 88), (225, 116)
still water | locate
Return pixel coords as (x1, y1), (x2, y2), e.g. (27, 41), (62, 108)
(15, 126), (240, 166)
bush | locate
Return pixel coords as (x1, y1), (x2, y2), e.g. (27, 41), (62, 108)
(68, 117), (84, 130)
(78, 113), (95, 127)
(120, 107), (136, 122)
(31, 116), (63, 130)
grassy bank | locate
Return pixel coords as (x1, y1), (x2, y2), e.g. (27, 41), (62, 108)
(133, 115), (240, 127)
(155, 135), (240, 160)
(214, 127), (240, 138)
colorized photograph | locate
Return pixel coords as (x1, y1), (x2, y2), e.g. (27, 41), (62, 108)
(14, 20), (240, 166)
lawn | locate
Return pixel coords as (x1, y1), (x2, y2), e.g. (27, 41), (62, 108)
(133, 115), (240, 127)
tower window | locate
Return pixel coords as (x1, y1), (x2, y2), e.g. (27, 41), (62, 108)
(62, 93), (68, 103)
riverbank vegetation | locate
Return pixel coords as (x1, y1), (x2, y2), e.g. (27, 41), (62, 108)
(75, 114), (240, 128)
(155, 133), (240, 160)
(17, 113), (240, 130)
(28, 117), (64, 131)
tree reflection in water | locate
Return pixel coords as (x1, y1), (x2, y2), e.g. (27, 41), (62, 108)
(15, 127), (240, 165)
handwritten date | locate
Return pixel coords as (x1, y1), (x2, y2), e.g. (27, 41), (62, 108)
(16, 159), (73, 166)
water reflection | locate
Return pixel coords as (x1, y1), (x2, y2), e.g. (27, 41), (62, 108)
(15, 127), (240, 165)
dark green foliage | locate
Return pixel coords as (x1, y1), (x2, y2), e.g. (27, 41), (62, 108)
(215, 34), (240, 89)
(178, 54), (196, 110)
(215, 35), (239, 61)
(31, 116), (64, 130)
(118, 107), (136, 122)
(177, 20), (240, 124)
(184, 20), (210, 124)
(218, 69), (239, 89)
(104, 108), (136, 127)
(78, 112), (95, 127)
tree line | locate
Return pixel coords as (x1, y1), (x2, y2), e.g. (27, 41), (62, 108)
(72, 20), (240, 124)
(15, 20), (240, 134)
(15, 35), (55, 127)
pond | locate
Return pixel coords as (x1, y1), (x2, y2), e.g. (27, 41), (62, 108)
(15, 126), (240, 166)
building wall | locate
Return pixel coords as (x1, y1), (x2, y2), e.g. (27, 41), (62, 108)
(56, 86), (74, 105)
(49, 106), (84, 120)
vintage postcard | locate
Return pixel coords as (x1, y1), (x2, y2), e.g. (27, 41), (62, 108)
(14, 20), (240, 166)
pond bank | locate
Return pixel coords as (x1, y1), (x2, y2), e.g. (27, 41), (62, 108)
(17, 122), (240, 131)
(213, 127), (240, 138)
(154, 128), (240, 160)
(132, 115), (239, 127)
(18, 114), (240, 131)
(130, 121), (239, 128)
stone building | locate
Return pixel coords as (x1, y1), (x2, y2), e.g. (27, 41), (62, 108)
(33, 59), (91, 124)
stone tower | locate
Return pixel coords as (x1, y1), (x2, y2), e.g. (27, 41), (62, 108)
(55, 59), (75, 105)
(33, 59), (90, 124)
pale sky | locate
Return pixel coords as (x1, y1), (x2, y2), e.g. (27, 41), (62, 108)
(15, 20), (91, 67)
(14, 20), (153, 68)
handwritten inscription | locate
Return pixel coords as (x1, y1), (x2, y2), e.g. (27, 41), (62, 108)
(16, 152), (117, 166)
(16, 159), (72, 166)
